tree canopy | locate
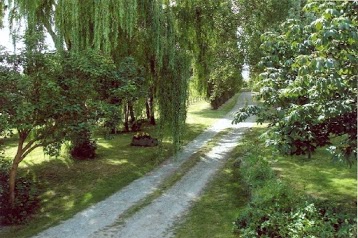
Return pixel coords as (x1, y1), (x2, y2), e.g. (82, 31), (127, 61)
(234, 0), (357, 163)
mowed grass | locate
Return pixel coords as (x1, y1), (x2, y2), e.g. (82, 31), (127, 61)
(0, 93), (240, 238)
(173, 126), (357, 238)
(271, 148), (357, 206)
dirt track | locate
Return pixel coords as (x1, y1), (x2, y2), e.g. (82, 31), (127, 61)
(33, 92), (255, 238)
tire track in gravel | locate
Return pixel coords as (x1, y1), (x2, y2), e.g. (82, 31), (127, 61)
(33, 92), (255, 238)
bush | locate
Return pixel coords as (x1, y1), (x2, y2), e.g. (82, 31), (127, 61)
(236, 199), (357, 237)
(70, 139), (97, 160)
(70, 129), (97, 160)
(0, 158), (39, 225)
(239, 156), (275, 189)
(234, 156), (357, 237)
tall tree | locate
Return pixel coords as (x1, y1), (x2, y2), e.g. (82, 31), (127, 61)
(175, 0), (244, 108)
(234, 0), (357, 163)
(0, 31), (95, 206)
(0, 1), (5, 28)
(5, 0), (192, 146)
(233, 0), (298, 77)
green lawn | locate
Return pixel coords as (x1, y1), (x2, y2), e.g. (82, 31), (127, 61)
(173, 127), (357, 237)
(0, 93), (239, 238)
(272, 150), (357, 205)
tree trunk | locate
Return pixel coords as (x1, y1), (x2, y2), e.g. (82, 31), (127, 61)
(149, 95), (156, 125)
(146, 97), (156, 125)
(146, 99), (151, 120)
(128, 101), (136, 123)
(148, 58), (157, 126)
(9, 158), (20, 207)
(124, 103), (130, 132)
(146, 87), (156, 125)
(9, 135), (26, 207)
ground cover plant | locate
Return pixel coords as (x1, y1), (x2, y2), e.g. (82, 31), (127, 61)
(173, 127), (357, 238)
(235, 136), (357, 237)
(0, 94), (239, 238)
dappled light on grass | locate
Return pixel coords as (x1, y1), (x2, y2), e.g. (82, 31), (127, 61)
(177, 127), (356, 237)
(106, 159), (129, 166)
(81, 193), (93, 205)
(273, 153), (357, 202)
(223, 168), (232, 174)
(96, 140), (114, 149)
(63, 201), (75, 211)
(238, 127), (357, 213)
(0, 133), (170, 237)
(186, 93), (239, 126)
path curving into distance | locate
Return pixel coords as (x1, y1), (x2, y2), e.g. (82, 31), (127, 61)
(33, 92), (256, 238)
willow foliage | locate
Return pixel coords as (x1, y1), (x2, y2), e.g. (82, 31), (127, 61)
(175, 0), (243, 103)
(4, 0), (242, 149)
(54, 0), (138, 53)
(5, 0), (191, 149)
(0, 2), (5, 28)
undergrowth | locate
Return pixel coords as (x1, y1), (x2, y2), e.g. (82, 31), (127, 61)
(234, 129), (357, 237)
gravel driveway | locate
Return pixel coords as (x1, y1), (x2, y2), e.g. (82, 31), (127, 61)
(33, 92), (255, 238)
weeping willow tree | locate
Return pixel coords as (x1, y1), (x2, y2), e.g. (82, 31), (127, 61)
(5, 0), (191, 148)
(0, 2), (5, 28)
(4, 0), (244, 150)
(174, 0), (244, 107)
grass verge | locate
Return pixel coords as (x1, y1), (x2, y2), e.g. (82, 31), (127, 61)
(0, 93), (240, 238)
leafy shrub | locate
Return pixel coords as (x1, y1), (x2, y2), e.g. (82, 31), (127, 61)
(239, 156), (275, 189)
(234, 156), (357, 237)
(70, 140), (97, 160)
(236, 200), (357, 237)
(70, 129), (97, 160)
(0, 158), (39, 225)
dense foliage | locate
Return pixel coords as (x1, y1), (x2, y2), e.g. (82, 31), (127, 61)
(175, 1), (244, 108)
(235, 154), (357, 237)
(233, 0), (299, 76)
(234, 0), (357, 162)
(0, 31), (92, 208)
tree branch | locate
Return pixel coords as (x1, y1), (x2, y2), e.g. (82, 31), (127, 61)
(21, 143), (42, 160)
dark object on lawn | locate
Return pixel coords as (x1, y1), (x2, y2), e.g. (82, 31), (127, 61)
(233, 158), (243, 168)
(131, 132), (158, 147)
(70, 139), (97, 160)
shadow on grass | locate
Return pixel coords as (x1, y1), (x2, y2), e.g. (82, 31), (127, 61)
(273, 154), (357, 204)
(238, 127), (357, 209)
